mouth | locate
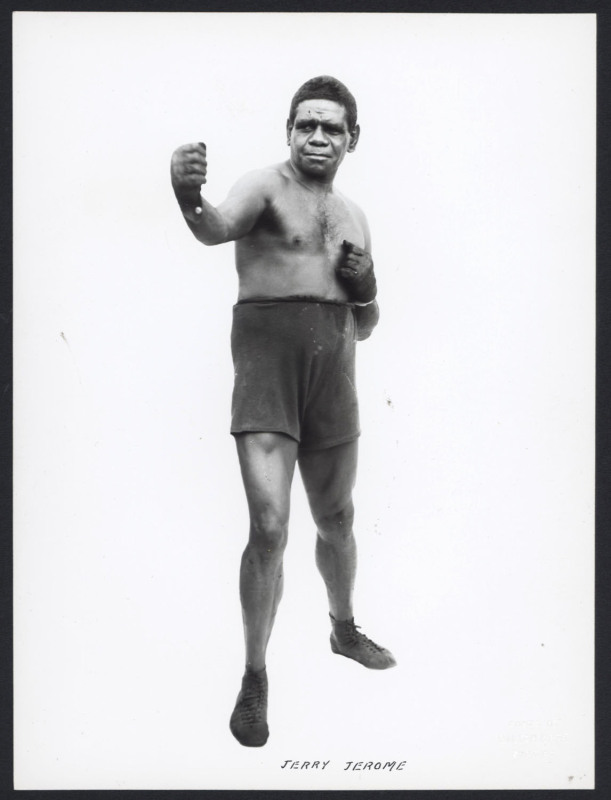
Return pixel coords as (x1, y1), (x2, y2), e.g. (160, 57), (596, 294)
(305, 153), (330, 160)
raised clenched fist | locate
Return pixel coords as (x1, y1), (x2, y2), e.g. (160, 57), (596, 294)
(170, 142), (207, 208)
(336, 239), (377, 303)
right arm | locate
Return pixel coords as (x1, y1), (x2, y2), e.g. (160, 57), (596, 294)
(170, 142), (269, 245)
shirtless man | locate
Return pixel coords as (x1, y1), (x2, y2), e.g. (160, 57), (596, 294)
(170, 76), (395, 748)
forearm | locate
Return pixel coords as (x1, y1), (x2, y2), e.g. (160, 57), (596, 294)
(354, 299), (380, 341)
(177, 193), (230, 246)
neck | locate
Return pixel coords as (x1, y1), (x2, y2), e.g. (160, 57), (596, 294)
(287, 160), (335, 194)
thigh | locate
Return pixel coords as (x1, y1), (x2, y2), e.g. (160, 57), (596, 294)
(235, 432), (299, 526)
(298, 440), (359, 520)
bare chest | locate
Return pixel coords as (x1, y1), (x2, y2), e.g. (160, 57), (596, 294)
(266, 186), (365, 256)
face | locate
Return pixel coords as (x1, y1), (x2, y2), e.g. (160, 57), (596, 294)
(287, 99), (359, 179)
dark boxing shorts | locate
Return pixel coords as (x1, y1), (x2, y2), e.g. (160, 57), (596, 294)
(230, 299), (360, 450)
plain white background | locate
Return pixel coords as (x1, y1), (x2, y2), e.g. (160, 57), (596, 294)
(14, 12), (595, 790)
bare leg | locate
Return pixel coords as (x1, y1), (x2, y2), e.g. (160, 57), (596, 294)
(298, 440), (358, 620)
(236, 432), (298, 671)
(230, 432), (298, 748)
(299, 440), (396, 669)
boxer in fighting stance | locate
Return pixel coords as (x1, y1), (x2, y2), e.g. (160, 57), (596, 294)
(170, 76), (396, 748)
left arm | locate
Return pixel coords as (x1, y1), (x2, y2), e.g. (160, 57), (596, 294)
(353, 300), (380, 341)
(337, 208), (380, 340)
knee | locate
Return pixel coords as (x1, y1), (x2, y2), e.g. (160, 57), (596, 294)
(248, 510), (289, 558)
(315, 500), (354, 544)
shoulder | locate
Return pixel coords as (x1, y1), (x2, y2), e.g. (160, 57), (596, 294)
(336, 189), (371, 246)
(228, 162), (288, 198)
(335, 187), (367, 222)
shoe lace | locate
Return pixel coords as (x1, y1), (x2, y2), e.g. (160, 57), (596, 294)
(239, 675), (266, 724)
(342, 620), (385, 652)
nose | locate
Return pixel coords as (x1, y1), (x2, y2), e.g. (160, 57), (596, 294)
(309, 124), (329, 146)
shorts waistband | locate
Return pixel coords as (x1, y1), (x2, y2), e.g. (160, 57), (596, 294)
(236, 295), (355, 307)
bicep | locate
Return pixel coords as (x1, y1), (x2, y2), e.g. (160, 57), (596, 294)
(360, 213), (372, 254)
(349, 200), (372, 254)
(363, 225), (372, 255)
(216, 171), (270, 241)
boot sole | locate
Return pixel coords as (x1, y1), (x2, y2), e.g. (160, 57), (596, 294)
(330, 634), (397, 669)
(229, 719), (269, 747)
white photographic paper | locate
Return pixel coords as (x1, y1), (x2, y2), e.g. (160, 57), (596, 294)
(13, 11), (595, 790)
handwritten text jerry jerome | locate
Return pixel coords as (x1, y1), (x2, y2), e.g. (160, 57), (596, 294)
(281, 760), (406, 771)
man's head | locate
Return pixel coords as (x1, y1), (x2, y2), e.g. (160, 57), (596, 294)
(288, 76), (358, 132)
(286, 76), (360, 181)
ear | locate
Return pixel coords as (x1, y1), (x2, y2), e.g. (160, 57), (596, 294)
(286, 118), (293, 146)
(347, 124), (360, 153)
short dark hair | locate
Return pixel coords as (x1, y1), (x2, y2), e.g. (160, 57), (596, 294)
(288, 76), (358, 131)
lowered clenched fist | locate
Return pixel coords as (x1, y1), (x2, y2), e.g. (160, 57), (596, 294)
(336, 239), (377, 303)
